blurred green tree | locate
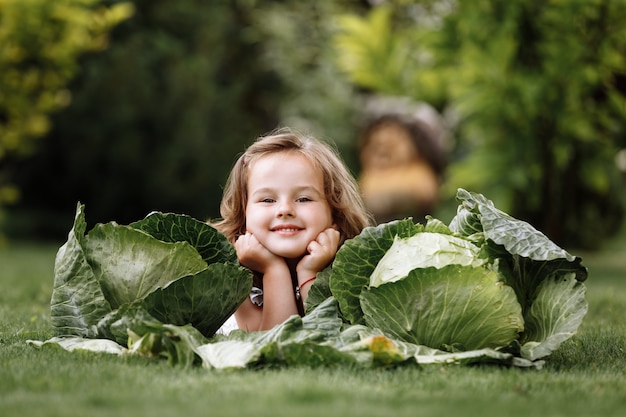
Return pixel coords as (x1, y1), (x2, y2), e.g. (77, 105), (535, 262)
(5, 0), (364, 239)
(247, 0), (367, 154)
(0, 0), (133, 239)
(334, 0), (626, 249)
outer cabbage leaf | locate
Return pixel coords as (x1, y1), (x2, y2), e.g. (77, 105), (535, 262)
(449, 188), (589, 359)
(50, 203), (113, 338)
(27, 336), (126, 355)
(452, 189), (583, 263)
(196, 340), (262, 369)
(520, 273), (588, 360)
(127, 322), (208, 368)
(143, 263), (252, 338)
(226, 296), (344, 346)
(361, 264), (524, 351)
(339, 331), (537, 367)
(83, 222), (208, 309)
(100, 303), (161, 344)
(369, 232), (486, 287)
(94, 303), (211, 366)
(130, 212), (237, 265)
(451, 189), (587, 286)
(304, 266), (332, 314)
(199, 298), (347, 369)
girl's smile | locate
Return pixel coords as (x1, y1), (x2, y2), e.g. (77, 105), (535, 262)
(271, 224), (303, 234)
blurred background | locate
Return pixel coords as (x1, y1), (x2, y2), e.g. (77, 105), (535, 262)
(1, 0), (625, 250)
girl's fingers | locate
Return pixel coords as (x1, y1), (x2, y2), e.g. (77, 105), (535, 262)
(315, 228), (338, 246)
(324, 228), (340, 249)
(308, 229), (340, 255)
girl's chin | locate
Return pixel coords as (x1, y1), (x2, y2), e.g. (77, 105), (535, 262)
(275, 251), (307, 260)
(267, 246), (308, 260)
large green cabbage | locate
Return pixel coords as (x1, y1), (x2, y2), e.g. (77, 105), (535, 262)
(37, 203), (252, 365)
(323, 189), (588, 362)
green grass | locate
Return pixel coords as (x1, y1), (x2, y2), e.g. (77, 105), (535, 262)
(1, 236), (625, 417)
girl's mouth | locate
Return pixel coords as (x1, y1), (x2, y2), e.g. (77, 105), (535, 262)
(271, 225), (303, 234)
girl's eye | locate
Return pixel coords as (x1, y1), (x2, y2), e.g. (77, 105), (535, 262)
(296, 196), (312, 203)
(260, 198), (275, 203)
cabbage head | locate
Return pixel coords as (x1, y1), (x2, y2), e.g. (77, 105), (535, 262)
(46, 203), (252, 361)
(320, 189), (588, 362)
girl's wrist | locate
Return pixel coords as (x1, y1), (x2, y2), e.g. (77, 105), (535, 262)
(298, 275), (317, 289)
(296, 263), (318, 280)
(261, 260), (290, 279)
(294, 275), (316, 315)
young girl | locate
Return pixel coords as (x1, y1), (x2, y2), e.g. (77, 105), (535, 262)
(214, 128), (372, 332)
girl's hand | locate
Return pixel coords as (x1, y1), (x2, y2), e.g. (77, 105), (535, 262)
(296, 227), (340, 279)
(235, 232), (283, 274)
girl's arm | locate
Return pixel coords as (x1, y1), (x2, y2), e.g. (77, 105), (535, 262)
(256, 262), (298, 330)
(234, 298), (262, 332)
(296, 227), (340, 302)
(233, 232), (298, 331)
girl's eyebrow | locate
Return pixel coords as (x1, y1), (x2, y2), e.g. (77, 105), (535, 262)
(249, 186), (322, 196)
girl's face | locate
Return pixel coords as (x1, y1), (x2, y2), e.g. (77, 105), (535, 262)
(244, 151), (333, 259)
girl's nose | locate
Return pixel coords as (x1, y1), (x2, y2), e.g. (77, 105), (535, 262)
(276, 201), (295, 218)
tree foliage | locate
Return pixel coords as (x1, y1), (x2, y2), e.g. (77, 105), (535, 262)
(248, 1), (365, 149)
(334, 0), (626, 248)
(5, 0), (363, 239)
(0, 0), (132, 234)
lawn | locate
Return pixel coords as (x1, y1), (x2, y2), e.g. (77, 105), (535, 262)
(1, 231), (625, 417)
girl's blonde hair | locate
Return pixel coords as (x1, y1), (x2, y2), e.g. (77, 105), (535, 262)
(214, 128), (372, 244)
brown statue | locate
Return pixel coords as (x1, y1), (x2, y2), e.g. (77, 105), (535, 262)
(358, 112), (447, 224)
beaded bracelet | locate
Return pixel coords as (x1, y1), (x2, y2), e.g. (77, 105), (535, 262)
(294, 276), (316, 301)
